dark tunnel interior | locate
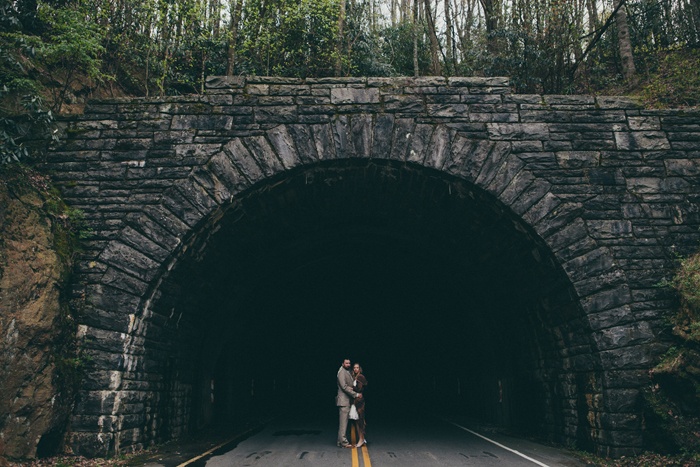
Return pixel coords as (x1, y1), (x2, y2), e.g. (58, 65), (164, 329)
(149, 159), (592, 445)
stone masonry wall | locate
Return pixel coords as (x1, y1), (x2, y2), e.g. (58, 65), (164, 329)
(41, 76), (700, 457)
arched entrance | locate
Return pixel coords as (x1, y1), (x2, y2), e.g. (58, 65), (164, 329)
(79, 159), (607, 455)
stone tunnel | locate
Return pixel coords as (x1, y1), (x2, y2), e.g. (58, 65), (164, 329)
(43, 76), (700, 458)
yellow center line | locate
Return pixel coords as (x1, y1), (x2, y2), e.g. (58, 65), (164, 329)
(349, 423), (372, 467)
(350, 424), (359, 467)
(361, 444), (372, 467)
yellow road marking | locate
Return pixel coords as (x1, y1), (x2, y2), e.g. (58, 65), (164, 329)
(349, 423), (371, 467)
(361, 444), (372, 467)
(350, 424), (359, 467)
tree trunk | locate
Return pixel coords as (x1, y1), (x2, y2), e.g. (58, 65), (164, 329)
(335, 0), (347, 76)
(613, 0), (637, 85)
(226, 0), (242, 76)
(402, 0), (410, 23)
(480, 0), (500, 54)
(424, 0), (443, 75)
(413, 0), (419, 76)
(586, 0), (599, 35)
(445, 0), (454, 74)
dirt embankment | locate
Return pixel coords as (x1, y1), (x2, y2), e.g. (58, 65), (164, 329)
(0, 168), (76, 461)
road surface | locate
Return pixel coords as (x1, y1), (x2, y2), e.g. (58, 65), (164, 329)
(193, 409), (584, 467)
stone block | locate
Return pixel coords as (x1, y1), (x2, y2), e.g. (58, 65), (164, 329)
(596, 96), (642, 109)
(424, 125), (453, 170)
(224, 138), (264, 182)
(448, 76), (510, 87)
(258, 96), (294, 106)
(371, 114), (394, 159)
(266, 125), (302, 169)
(544, 95), (595, 106)
(172, 115), (233, 131)
(487, 123), (549, 140)
(407, 124), (434, 163)
(625, 177), (661, 194)
(587, 168), (619, 186)
(98, 241), (160, 280)
(614, 131), (671, 151)
(383, 94), (424, 113)
(627, 116), (660, 130)
(411, 76), (447, 86)
(244, 135), (285, 175)
(485, 153), (525, 197)
(594, 322), (654, 350)
(310, 123), (333, 160)
(192, 167), (233, 204)
(386, 118), (413, 160)
(470, 112), (519, 123)
(299, 114), (330, 124)
(581, 285), (633, 315)
(599, 345), (653, 370)
(270, 85), (311, 96)
(523, 192), (561, 226)
(670, 141), (700, 150)
(556, 151), (600, 168)
(205, 76), (245, 89)
(330, 87), (380, 104)
(587, 220), (634, 239)
(141, 206), (191, 242)
(285, 124), (319, 162)
(161, 188), (206, 227)
(350, 114), (373, 158)
(426, 94), (460, 104)
(509, 176), (552, 217)
(254, 105), (298, 123)
(296, 96), (331, 105)
(174, 179), (219, 216)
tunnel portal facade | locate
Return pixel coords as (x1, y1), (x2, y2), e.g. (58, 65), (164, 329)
(45, 76), (700, 457)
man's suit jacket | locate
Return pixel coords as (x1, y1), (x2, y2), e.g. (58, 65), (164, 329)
(336, 366), (358, 407)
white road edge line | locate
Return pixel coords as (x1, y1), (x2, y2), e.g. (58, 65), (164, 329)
(444, 419), (553, 467)
(176, 421), (271, 467)
(176, 437), (234, 467)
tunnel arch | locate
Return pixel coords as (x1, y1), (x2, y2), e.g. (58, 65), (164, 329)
(69, 124), (646, 458)
(44, 76), (700, 459)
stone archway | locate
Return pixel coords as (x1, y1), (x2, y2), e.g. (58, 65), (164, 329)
(44, 76), (699, 458)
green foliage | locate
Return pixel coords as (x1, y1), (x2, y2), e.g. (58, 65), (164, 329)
(34, 2), (109, 110)
(645, 250), (700, 454)
(1, 0), (108, 163)
(669, 250), (700, 327)
(0, 91), (56, 165)
(380, 21), (429, 76)
(638, 49), (700, 109)
(237, 0), (341, 77)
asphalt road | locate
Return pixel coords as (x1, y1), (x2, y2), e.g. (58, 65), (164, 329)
(196, 410), (585, 467)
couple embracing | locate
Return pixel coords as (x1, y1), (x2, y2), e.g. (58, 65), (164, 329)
(336, 358), (368, 448)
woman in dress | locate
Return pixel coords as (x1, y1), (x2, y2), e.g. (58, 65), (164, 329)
(352, 363), (368, 448)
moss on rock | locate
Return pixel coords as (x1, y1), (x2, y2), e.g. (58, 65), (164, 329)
(0, 165), (82, 460)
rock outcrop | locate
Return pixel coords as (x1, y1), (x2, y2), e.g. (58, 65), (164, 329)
(0, 169), (74, 460)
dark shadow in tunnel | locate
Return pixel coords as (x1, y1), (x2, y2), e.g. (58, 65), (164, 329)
(148, 159), (594, 449)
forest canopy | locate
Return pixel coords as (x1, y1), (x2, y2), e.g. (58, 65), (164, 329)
(1, 0), (700, 161)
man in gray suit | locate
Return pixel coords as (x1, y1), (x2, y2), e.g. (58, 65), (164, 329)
(336, 358), (362, 447)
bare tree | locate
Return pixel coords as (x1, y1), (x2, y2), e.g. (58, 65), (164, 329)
(424, 0), (443, 75)
(445, 0), (455, 74)
(336, 0), (347, 76)
(414, 0), (420, 76)
(480, 0), (501, 54)
(613, 0), (637, 85)
(226, 0), (242, 76)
